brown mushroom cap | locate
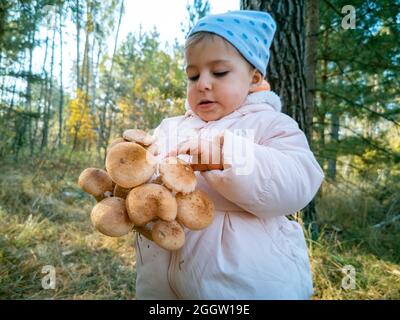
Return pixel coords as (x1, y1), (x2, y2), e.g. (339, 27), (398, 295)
(176, 189), (214, 230)
(91, 197), (134, 237)
(105, 142), (157, 188)
(159, 157), (197, 194)
(126, 183), (177, 226)
(113, 184), (131, 199)
(151, 220), (185, 251)
(78, 168), (114, 200)
(123, 129), (155, 146)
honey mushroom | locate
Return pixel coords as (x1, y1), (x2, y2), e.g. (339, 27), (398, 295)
(122, 129), (158, 155)
(125, 183), (177, 226)
(123, 129), (155, 146)
(176, 189), (215, 230)
(105, 141), (157, 189)
(159, 156), (197, 194)
(78, 167), (114, 201)
(79, 129), (216, 250)
(151, 220), (185, 251)
(91, 197), (134, 237)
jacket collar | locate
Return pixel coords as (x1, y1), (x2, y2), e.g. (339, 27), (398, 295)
(184, 91), (282, 121)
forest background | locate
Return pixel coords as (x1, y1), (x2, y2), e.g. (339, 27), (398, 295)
(0, 0), (399, 299)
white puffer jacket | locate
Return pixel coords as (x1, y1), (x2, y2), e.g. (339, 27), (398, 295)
(135, 91), (324, 300)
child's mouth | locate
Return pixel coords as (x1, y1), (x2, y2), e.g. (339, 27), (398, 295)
(198, 100), (216, 108)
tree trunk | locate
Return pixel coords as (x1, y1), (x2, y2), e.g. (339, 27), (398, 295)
(241, 0), (310, 137)
(305, 0), (319, 146)
(240, 0), (319, 234)
(58, 5), (64, 148)
(41, 15), (57, 151)
(26, 30), (35, 156)
(317, 30), (329, 171)
(76, 0), (81, 90)
(327, 111), (339, 180)
(98, 0), (124, 160)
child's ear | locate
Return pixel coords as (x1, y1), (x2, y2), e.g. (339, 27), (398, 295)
(250, 70), (264, 88)
(249, 70), (264, 91)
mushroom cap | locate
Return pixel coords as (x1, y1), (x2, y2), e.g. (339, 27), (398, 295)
(126, 183), (177, 226)
(151, 220), (185, 251)
(113, 184), (131, 199)
(107, 137), (125, 153)
(176, 189), (214, 230)
(91, 197), (134, 237)
(105, 142), (157, 188)
(78, 168), (114, 200)
(123, 129), (155, 146)
(159, 157), (197, 194)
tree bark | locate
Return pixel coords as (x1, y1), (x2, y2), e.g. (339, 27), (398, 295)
(305, 0), (319, 146)
(241, 0), (310, 138)
(41, 14), (57, 151)
(327, 111), (339, 180)
(26, 30), (35, 155)
(240, 0), (320, 233)
(58, 5), (64, 148)
(76, 0), (81, 90)
(98, 0), (124, 161)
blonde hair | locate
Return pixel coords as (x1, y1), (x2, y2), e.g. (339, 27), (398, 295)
(185, 32), (255, 72)
(185, 32), (217, 51)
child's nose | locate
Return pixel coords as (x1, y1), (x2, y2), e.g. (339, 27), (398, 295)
(196, 73), (212, 91)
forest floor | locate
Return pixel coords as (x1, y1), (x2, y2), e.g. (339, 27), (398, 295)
(0, 152), (399, 299)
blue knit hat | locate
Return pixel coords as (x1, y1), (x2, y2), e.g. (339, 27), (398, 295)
(187, 10), (276, 77)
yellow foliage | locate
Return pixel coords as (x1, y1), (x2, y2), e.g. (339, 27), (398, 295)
(66, 89), (95, 143)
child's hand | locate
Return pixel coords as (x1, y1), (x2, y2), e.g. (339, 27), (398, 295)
(165, 133), (224, 171)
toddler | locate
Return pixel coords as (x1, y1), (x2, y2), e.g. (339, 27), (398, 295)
(135, 10), (324, 300)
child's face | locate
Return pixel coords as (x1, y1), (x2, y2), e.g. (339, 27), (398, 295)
(185, 36), (258, 122)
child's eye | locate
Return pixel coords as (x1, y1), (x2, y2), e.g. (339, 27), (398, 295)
(213, 71), (229, 77)
(188, 75), (199, 81)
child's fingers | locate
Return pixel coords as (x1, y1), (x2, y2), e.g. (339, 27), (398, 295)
(164, 140), (199, 158)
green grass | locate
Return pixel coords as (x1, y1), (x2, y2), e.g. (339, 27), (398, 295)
(0, 152), (399, 299)
(0, 152), (136, 299)
(310, 181), (400, 299)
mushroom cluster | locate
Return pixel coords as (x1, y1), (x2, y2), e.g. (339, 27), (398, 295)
(78, 129), (215, 251)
